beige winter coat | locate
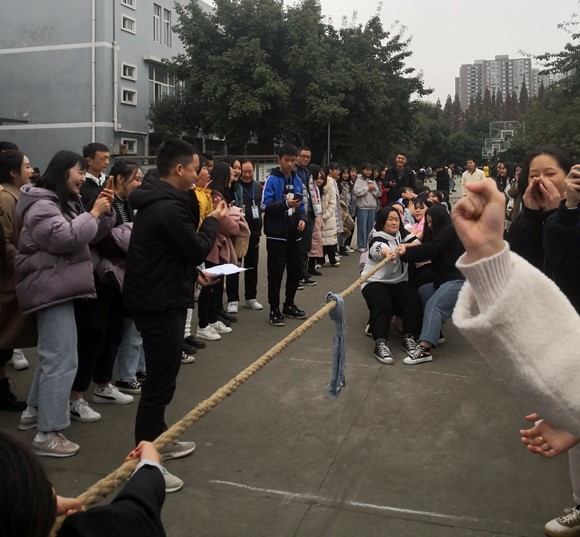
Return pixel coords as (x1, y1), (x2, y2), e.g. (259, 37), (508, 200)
(321, 177), (337, 246)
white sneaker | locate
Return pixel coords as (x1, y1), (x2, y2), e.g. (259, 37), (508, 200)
(245, 299), (263, 310)
(544, 505), (580, 537)
(209, 320), (232, 334)
(9, 349), (29, 371)
(19, 406), (38, 431)
(226, 301), (239, 314)
(181, 352), (195, 364)
(196, 325), (221, 341)
(161, 465), (184, 493)
(92, 384), (134, 405)
(70, 399), (101, 422)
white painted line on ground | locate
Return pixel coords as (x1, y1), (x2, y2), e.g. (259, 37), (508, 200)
(209, 479), (506, 526)
(289, 357), (372, 368)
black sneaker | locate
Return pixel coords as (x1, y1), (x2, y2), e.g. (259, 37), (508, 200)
(115, 379), (142, 395)
(438, 331), (446, 344)
(136, 371), (147, 383)
(373, 338), (394, 365)
(184, 335), (207, 349)
(182, 342), (198, 356)
(218, 310), (237, 323)
(403, 345), (433, 365)
(338, 247), (350, 256)
(282, 304), (307, 319)
(269, 309), (285, 327)
(401, 334), (417, 356)
(297, 283), (305, 290)
(299, 277), (317, 286)
(308, 268), (322, 276)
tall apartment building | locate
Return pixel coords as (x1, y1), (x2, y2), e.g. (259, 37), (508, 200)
(0, 0), (211, 168)
(455, 55), (539, 111)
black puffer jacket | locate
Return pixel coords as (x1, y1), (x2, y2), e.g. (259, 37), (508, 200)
(124, 176), (219, 313)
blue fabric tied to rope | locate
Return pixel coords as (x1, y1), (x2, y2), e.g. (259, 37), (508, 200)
(326, 292), (346, 398)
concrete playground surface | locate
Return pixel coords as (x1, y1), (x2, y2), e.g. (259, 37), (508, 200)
(0, 221), (571, 537)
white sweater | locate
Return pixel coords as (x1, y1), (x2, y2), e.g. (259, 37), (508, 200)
(453, 243), (580, 437)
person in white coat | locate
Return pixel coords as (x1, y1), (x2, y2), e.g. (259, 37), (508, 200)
(451, 178), (580, 537)
(320, 171), (339, 266)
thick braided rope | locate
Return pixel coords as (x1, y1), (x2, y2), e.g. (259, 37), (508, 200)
(55, 254), (392, 529)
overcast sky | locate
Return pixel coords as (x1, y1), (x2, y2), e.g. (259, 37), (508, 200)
(313, 0), (579, 102)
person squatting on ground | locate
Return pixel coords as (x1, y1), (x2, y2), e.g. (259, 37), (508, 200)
(361, 206), (423, 364)
(396, 205), (465, 364)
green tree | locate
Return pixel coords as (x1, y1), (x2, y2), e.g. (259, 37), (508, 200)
(149, 0), (428, 161)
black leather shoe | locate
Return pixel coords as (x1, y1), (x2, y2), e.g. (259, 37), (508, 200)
(184, 336), (206, 349)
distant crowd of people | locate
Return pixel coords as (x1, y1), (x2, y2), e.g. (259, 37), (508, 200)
(1, 138), (579, 537)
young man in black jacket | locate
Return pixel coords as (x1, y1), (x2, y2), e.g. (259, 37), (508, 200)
(125, 139), (226, 492)
(386, 153), (417, 194)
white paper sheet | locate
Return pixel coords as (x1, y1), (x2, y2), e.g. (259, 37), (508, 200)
(202, 264), (249, 277)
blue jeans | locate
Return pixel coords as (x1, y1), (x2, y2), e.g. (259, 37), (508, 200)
(115, 318), (145, 382)
(27, 301), (78, 432)
(417, 280), (464, 347)
(356, 208), (376, 248)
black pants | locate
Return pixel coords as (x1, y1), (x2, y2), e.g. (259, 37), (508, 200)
(300, 219), (314, 278)
(72, 279), (114, 392)
(266, 238), (302, 310)
(226, 272), (239, 303)
(198, 261), (224, 328)
(362, 281), (423, 340)
(132, 308), (186, 444)
(324, 244), (338, 264)
(243, 234), (260, 300)
(0, 349), (13, 367)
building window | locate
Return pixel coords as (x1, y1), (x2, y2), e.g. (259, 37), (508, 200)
(121, 138), (138, 155)
(122, 88), (137, 106)
(162, 9), (172, 46)
(153, 4), (161, 42)
(121, 63), (137, 80)
(149, 66), (175, 103)
(121, 15), (136, 34)
(121, 0), (136, 9)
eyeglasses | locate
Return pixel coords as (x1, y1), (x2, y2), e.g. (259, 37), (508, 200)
(298, 154), (311, 159)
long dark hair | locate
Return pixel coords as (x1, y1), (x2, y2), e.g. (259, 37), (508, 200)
(308, 164), (324, 183)
(423, 204), (452, 242)
(210, 161), (232, 199)
(35, 150), (87, 217)
(0, 432), (56, 537)
(108, 159), (140, 188)
(0, 150), (25, 185)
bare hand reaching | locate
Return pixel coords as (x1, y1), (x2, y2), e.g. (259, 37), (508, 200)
(520, 413), (580, 458)
(451, 178), (505, 263)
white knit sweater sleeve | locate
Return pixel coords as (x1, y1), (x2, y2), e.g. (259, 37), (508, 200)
(453, 243), (580, 437)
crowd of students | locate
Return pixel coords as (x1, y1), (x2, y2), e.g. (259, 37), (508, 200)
(1, 138), (580, 537)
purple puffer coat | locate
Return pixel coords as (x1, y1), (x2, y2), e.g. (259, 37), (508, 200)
(15, 184), (115, 313)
